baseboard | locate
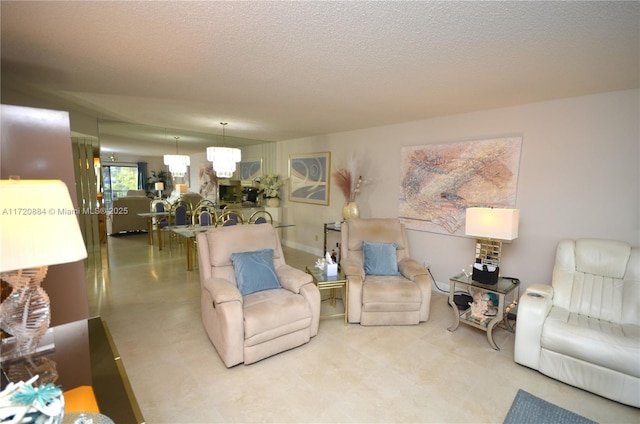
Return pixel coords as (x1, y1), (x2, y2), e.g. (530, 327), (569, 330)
(282, 240), (322, 257)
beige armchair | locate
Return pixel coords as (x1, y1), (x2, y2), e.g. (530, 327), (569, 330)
(196, 224), (321, 367)
(340, 218), (432, 325)
(106, 193), (150, 235)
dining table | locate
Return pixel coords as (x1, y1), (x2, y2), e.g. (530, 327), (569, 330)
(136, 211), (171, 249)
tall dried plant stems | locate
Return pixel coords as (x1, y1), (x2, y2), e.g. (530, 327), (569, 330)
(333, 168), (352, 201)
(352, 175), (362, 202)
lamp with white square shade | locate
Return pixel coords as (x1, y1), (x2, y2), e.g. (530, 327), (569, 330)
(154, 181), (164, 198)
(0, 179), (87, 359)
(465, 207), (519, 268)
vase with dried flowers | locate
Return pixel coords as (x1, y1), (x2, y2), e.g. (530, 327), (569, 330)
(333, 160), (364, 220)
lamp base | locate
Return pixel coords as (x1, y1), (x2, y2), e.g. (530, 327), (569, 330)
(0, 266), (52, 359)
(474, 238), (502, 268)
(0, 327), (55, 362)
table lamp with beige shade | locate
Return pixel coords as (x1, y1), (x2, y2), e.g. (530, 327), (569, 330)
(465, 207), (519, 269)
(0, 179), (87, 359)
(154, 181), (164, 198)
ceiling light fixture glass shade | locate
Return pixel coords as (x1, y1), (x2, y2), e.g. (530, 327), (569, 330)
(207, 122), (241, 178)
(206, 147), (241, 178)
(163, 154), (190, 177)
(0, 179), (88, 359)
(164, 136), (190, 178)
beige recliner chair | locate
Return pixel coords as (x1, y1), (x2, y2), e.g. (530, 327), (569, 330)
(340, 218), (432, 325)
(196, 224), (320, 367)
(515, 239), (639, 407)
(106, 191), (150, 235)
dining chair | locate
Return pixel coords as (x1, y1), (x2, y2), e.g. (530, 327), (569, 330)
(249, 210), (273, 224)
(150, 199), (170, 245)
(217, 211), (244, 226)
(168, 197), (193, 249)
(194, 199), (217, 212)
(194, 207), (217, 227)
(222, 203), (243, 218)
(193, 199), (218, 226)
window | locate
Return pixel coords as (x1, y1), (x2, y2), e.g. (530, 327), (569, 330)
(102, 165), (139, 209)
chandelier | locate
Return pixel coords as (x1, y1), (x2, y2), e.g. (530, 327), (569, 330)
(164, 136), (190, 178)
(206, 122), (241, 178)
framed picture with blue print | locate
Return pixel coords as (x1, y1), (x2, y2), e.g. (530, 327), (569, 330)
(289, 152), (331, 205)
(238, 160), (262, 181)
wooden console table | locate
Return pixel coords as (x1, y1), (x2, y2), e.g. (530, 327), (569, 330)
(1, 317), (145, 423)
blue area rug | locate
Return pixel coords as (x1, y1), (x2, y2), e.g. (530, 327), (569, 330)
(503, 389), (597, 424)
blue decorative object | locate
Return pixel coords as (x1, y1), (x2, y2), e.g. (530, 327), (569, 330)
(231, 249), (281, 295)
(10, 383), (61, 407)
(0, 377), (65, 424)
(362, 241), (400, 276)
(488, 292), (499, 307)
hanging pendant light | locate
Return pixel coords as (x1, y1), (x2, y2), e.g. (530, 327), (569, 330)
(164, 136), (190, 178)
(206, 122), (241, 178)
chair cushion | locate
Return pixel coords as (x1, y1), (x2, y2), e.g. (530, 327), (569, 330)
(243, 289), (312, 346)
(363, 241), (400, 276)
(541, 307), (640, 378)
(231, 249), (281, 295)
(362, 276), (422, 312)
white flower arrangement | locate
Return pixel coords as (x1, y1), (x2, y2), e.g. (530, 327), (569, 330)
(256, 174), (285, 199)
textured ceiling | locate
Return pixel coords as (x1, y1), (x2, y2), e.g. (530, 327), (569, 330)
(1, 1), (638, 156)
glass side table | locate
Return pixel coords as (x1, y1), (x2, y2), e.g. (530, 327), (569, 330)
(447, 273), (519, 350)
(323, 221), (343, 258)
(305, 266), (348, 325)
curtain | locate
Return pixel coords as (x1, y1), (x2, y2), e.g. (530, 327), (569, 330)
(137, 161), (148, 191)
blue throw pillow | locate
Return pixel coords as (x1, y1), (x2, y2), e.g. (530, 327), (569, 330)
(362, 241), (400, 276)
(231, 249), (281, 296)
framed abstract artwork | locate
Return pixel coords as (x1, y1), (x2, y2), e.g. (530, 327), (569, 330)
(289, 152), (331, 205)
(238, 160), (262, 181)
(399, 136), (522, 236)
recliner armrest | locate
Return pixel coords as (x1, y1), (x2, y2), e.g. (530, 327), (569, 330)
(398, 257), (428, 281)
(514, 284), (554, 369)
(341, 257), (364, 278)
(525, 283), (554, 298)
(202, 277), (243, 305)
(276, 264), (313, 294)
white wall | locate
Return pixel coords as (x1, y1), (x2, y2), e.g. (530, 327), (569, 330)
(276, 90), (639, 291)
(6, 85), (638, 290)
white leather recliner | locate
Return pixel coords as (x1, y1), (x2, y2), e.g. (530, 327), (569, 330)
(514, 239), (639, 407)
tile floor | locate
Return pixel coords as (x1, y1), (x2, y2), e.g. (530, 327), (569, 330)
(86, 232), (638, 423)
